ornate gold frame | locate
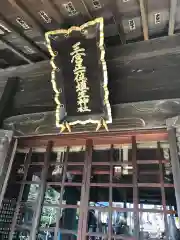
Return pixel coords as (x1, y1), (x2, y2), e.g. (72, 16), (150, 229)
(45, 17), (112, 130)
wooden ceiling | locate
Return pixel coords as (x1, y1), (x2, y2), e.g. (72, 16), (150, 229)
(0, 0), (179, 68)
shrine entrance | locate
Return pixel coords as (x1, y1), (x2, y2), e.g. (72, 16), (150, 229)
(0, 129), (179, 240)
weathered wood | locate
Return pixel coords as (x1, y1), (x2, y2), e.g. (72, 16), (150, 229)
(0, 11), (48, 60)
(9, 54), (180, 114)
(169, 0), (178, 35)
(3, 99), (180, 136)
(1, 34), (180, 130)
(107, 34), (180, 61)
(0, 38), (32, 63)
(0, 0), (178, 68)
(139, 0), (149, 40)
(0, 77), (19, 126)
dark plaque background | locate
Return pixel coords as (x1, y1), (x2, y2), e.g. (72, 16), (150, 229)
(48, 22), (109, 123)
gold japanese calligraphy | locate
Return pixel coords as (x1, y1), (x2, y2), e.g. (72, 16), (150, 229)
(70, 41), (91, 113)
(45, 17), (112, 131)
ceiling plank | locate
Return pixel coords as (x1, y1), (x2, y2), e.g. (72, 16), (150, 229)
(139, 0), (149, 41)
(0, 38), (33, 63)
(79, 0), (92, 19)
(110, 0), (126, 44)
(8, 0), (46, 34)
(168, 0), (177, 35)
(40, 0), (64, 23)
(0, 12), (48, 59)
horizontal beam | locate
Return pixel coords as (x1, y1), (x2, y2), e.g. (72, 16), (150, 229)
(0, 12), (48, 59)
(107, 33), (180, 61)
(4, 98), (180, 136)
(0, 33), (178, 74)
(0, 38), (33, 63)
(0, 34), (180, 136)
(16, 129), (168, 148)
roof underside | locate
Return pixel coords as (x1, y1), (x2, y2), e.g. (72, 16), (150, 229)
(0, 0), (179, 68)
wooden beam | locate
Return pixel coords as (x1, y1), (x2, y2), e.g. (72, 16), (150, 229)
(139, 0), (149, 40)
(132, 136), (140, 239)
(30, 141), (52, 239)
(79, 139), (92, 240)
(0, 13), (48, 59)
(0, 77), (20, 126)
(79, 0), (92, 19)
(8, 0), (45, 34)
(54, 146), (69, 239)
(41, 0), (64, 23)
(157, 142), (169, 239)
(0, 38), (33, 63)
(110, 0), (126, 44)
(4, 98), (180, 135)
(168, 128), (180, 227)
(168, 0), (178, 35)
(17, 129), (168, 150)
(9, 148), (32, 239)
(107, 33), (180, 61)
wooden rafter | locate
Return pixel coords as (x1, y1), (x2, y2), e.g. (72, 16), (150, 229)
(79, 0), (92, 19)
(169, 0), (177, 35)
(40, 0), (64, 23)
(0, 37), (33, 63)
(139, 0), (149, 41)
(110, 0), (126, 44)
(0, 12), (48, 59)
(8, 0), (45, 34)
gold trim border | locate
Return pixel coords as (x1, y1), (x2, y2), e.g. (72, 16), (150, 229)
(45, 17), (112, 128)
